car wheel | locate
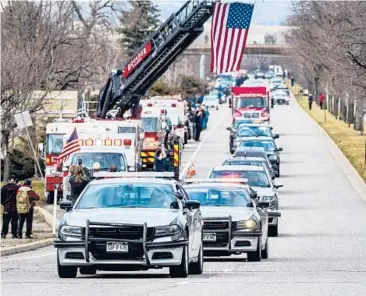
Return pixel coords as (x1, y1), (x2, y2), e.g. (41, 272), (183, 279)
(189, 242), (203, 274)
(46, 192), (54, 204)
(261, 238), (269, 259)
(79, 267), (97, 275)
(169, 246), (189, 278)
(247, 238), (262, 262)
(57, 252), (77, 278)
(184, 132), (188, 145)
(269, 222), (278, 237)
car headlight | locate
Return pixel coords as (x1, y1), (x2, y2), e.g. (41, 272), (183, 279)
(269, 155), (277, 161)
(59, 225), (83, 241)
(154, 224), (181, 238)
(236, 219), (258, 230)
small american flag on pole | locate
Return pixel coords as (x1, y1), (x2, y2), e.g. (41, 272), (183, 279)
(57, 128), (80, 164)
(211, 2), (254, 74)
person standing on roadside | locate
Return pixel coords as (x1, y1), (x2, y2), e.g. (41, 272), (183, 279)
(319, 93), (325, 110)
(291, 76), (295, 87)
(154, 148), (167, 172)
(1, 176), (20, 238)
(195, 107), (204, 141)
(17, 179), (40, 239)
(308, 94), (314, 110)
(69, 166), (89, 205)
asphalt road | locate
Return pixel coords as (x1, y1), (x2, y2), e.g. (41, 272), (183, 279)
(2, 97), (366, 296)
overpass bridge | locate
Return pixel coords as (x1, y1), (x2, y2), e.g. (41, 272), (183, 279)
(184, 44), (292, 56)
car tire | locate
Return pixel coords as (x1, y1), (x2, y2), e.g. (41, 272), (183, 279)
(169, 246), (189, 278)
(247, 238), (262, 262)
(269, 223), (278, 237)
(261, 238), (269, 259)
(189, 243), (203, 274)
(79, 267), (97, 275)
(46, 192), (54, 204)
(57, 252), (77, 278)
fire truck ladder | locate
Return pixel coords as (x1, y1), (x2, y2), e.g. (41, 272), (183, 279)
(96, 0), (214, 119)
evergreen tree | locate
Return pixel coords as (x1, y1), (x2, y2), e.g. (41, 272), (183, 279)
(118, 1), (160, 58)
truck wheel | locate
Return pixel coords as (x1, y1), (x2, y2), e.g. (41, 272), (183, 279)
(247, 238), (262, 262)
(169, 246), (189, 278)
(189, 243), (203, 274)
(46, 192), (54, 204)
(57, 252), (77, 278)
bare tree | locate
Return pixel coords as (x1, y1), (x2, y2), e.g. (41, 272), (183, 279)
(264, 33), (277, 45)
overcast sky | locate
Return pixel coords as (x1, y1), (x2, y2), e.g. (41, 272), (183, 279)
(154, 1), (292, 26)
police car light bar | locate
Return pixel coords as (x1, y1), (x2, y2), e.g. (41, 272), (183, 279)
(93, 172), (175, 178)
(183, 178), (248, 184)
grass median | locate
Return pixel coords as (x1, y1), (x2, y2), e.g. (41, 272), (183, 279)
(294, 91), (366, 182)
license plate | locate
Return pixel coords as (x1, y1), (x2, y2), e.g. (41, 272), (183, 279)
(106, 242), (129, 253)
(203, 233), (216, 241)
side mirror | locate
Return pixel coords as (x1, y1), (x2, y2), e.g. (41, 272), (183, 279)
(273, 134), (280, 139)
(184, 200), (200, 210)
(277, 147), (283, 152)
(174, 191), (184, 200)
(274, 184), (283, 189)
(271, 175), (275, 180)
(249, 191), (258, 199)
(60, 200), (73, 211)
(226, 127), (232, 131)
(170, 201), (179, 209)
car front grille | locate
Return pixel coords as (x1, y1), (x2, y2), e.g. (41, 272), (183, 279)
(204, 221), (228, 230)
(90, 243), (144, 261)
(88, 226), (154, 241)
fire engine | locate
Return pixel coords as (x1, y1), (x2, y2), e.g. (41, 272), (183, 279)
(230, 86), (270, 123)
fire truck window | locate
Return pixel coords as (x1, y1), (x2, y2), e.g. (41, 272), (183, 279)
(118, 127), (136, 133)
(237, 98), (266, 108)
(46, 134), (64, 154)
(141, 117), (159, 132)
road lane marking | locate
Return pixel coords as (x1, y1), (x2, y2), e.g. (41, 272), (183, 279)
(179, 115), (226, 179)
(2, 252), (55, 262)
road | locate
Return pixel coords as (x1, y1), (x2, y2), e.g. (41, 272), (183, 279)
(2, 98), (366, 296)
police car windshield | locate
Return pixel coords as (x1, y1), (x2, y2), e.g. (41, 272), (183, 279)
(185, 187), (251, 207)
(237, 98), (266, 108)
(71, 152), (126, 171)
(142, 117), (159, 132)
(46, 134), (64, 154)
(76, 183), (174, 209)
(209, 170), (271, 188)
(240, 140), (276, 152)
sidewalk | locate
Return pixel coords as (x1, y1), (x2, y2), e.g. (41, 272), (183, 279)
(0, 207), (52, 249)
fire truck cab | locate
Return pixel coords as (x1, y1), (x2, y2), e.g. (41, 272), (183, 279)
(231, 86), (270, 123)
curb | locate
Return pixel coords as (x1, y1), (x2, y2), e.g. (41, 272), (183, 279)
(35, 206), (60, 228)
(294, 94), (366, 202)
(1, 238), (54, 257)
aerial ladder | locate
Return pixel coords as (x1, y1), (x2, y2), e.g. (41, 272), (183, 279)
(96, 0), (215, 119)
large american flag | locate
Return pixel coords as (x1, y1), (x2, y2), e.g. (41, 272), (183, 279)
(211, 2), (254, 74)
(57, 128), (80, 164)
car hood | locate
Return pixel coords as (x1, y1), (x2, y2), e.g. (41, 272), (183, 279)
(64, 208), (181, 228)
(251, 187), (275, 196)
(200, 207), (256, 221)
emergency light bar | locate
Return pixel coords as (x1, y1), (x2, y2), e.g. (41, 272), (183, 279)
(183, 178), (249, 185)
(92, 172), (175, 178)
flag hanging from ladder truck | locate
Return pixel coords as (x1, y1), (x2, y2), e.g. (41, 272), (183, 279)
(57, 128), (80, 164)
(210, 2), (254, 74)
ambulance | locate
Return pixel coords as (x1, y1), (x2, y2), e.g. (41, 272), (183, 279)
(44, 118), (144, 203)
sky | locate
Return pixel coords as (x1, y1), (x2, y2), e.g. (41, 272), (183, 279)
(153, 0), (292, 26)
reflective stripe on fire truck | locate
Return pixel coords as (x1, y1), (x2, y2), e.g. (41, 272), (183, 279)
(142, 158), (155, 163)
(173, 144), (179, 167)
(141, 151), (155, 157)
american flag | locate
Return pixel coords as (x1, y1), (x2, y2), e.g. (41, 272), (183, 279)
(57, 128), (80, 163)
(211, 2), (254, 74)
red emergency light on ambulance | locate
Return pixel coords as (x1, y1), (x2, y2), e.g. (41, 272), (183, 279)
(231, 86), (270, 123)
